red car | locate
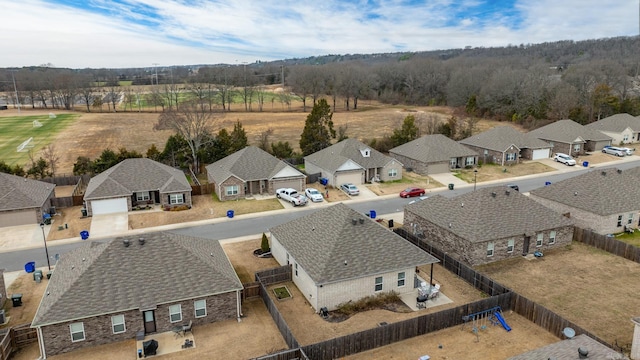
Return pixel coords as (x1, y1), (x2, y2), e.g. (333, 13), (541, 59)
(400, 187), (425, 198)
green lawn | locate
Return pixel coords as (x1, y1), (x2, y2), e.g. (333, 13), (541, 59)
(0, 114), (79, 167)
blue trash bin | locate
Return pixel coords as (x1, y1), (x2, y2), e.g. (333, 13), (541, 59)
(320, 178), (328, 186)
(24, 261), (36, 273)
(369, 210), (376, 219)
(545, 181), (551, 186)
(80, 230), (89, 240)
(582, 161), (589, 167)
(227, 210), (234, 218)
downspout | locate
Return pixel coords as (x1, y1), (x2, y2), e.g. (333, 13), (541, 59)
(37, 326), (46, 359)
(429, 263), (434, 287)
(236, 290), (242, 321)
(501, 152), (505, 166)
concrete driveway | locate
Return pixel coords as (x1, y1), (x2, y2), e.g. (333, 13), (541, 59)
(90, 212), (129, 238)
(0, 223), (52, 252)
(428, 172), (468, 188)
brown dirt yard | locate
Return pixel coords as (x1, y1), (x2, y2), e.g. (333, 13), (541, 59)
(477, 241), (640, 353)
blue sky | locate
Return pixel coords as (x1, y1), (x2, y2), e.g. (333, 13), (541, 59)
(1, 0), (637, 68)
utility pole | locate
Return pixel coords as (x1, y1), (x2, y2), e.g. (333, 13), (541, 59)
(10, 71), (21, 114)
(152, 63), (159, 85)
(281, 64), (285, 89)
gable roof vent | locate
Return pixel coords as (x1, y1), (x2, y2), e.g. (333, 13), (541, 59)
(138, 238), (145, 246)
(123, 239), (130, 247)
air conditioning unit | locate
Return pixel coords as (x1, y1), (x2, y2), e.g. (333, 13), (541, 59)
(0, 309), (6, 324)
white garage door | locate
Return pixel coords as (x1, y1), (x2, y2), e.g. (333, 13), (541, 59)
(0, 209), (36, 227)
(91, 198), (128, 215)
(531, 149), (550, 160)
(336, 171), (364, 186)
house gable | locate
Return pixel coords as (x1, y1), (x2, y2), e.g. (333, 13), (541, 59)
(336, 159), (364, 172)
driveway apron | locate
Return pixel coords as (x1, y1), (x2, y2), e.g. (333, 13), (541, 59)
(90, 213), (129, 238)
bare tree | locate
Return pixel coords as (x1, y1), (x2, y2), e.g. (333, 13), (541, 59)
(41, 145), (60, 177)
(154, 101), (222, 174)
(257, 128), (274, 152)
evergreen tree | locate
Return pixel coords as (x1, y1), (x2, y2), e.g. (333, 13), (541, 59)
(299, 99), (336, 156)
(391, 115), (420, 147)
(229, 120), (248, 154)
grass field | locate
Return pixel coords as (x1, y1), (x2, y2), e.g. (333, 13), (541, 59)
(0, 113), (79, 166)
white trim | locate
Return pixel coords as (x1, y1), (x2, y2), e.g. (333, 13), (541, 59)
(487, 242), (494, 257)
(169, 304), (182, 323)
(169, 193), (184, 204)
(111, 314), (126, 334)
(69, 322), (85, 342)
(374, 276), (383, 292)
(194, 299), (207, 318)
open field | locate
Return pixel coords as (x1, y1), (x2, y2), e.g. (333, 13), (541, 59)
(0, 113), (78, 167)
(477, 241), (640, 351)
(0, 104), (513, 175)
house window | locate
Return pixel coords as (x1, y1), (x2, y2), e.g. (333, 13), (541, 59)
(623, 134), (629, 141)
(136, 191), (150, 201)
(549, 231), (556, 245)
(111, 315), (125, 334)
(375, 276), (383, 292)
(487, 243), (494, 257)
(573, 144), (581, 152)
(225, 185), (238, 196)
(294, 263), (298, 277)
(397, 272), (405, 287)
(388, 169), (398, 177)
(450, 158), (457, 167)
(617, 215), (623, 227)
(536, 234), (543, 247)
(194, 299), (206, 318)
(169, 194), (184, 204)
(70, 322), (85, 342)
(628, 213), (634, 225)
(507, 239), (514, 253)
(286, 253), (290, 265)
(169, 304), (182, 323)
(465, 157), (475, 166)
(506, 153), (516, 161)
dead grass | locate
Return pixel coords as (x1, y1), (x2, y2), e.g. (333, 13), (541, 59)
(367, 171), (444, 196)
(0, 272), (48, 330)
(477, 242), (640, 350)
(455, 162), (556, 183)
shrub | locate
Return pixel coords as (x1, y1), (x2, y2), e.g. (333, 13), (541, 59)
(261, 233), (270, 253)
(334, 291), (400, 316)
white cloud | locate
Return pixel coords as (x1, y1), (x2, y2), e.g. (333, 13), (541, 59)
(0, 0), (636, 68)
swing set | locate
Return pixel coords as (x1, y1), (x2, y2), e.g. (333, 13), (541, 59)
(461, 306), (506, 342)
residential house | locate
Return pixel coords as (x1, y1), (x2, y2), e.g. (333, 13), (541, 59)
(404, 186), (574, 266)
(0, 172), (55, 227)
(585, 113), (640, 145)
(206, 146), (306, 201)
(31, 231), (243, 358)
(389, 134), (478, 175)
(529, 167), (640, 235)
(459, 126), (552, 165)
(83, 158), (192, 216)
(269, 203), (439, 312)
(527, 119), (612, 156)
(304, 138), (403, 186)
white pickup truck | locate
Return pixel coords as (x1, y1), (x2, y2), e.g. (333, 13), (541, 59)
(275, 188), (308, 206)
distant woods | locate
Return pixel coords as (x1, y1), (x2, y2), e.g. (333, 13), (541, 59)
(2, 37), (640, 128)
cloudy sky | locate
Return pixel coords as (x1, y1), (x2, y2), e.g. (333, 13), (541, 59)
(2, 0), (638, 69)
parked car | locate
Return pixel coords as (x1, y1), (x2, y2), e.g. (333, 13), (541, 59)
(340, 183), (360, 196)
(275, 188), (308, 206)
(400, 187), (426, 198)
(408, 196), (429, 205)
(304, 188), (324, 202)
(620, 147), (635, 156)
(553, 153), (576, 166)
(602, 146), (626, 157)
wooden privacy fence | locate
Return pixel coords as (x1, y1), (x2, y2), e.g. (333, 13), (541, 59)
(301, 293), (513, 360)
(49, 174), (89, 208)
(242, 281), (261, 300)
(255, 266), (292, 285)
(0, 323), (38, 360)
(255, 276), (299, 350)
(252, 348), (309, 360)
(191, 183), (215, 196)
(573, 227), (640, 263)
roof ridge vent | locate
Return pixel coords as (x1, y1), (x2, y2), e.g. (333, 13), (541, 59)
(491, 192), (496, 197)
(138, 238), (145, 246)
(617, 169), (622, 174)
(359, 218), (364, 224)
(505, 190), (510, 195)
(601, 171), (607, 176)
(123, 239), (130, 247)
(352, 218), (357, 225)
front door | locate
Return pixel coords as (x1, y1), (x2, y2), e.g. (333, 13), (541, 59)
(522, 236), (530, 255)
(143, 310), (156, 334)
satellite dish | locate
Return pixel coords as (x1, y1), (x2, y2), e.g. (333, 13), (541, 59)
(562, 327), (575, 339)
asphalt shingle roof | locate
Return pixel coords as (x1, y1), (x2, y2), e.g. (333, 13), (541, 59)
(459, 126), (551, 152)
(585, 112), (640, 132)
(0, 173), (55, 211)
(389, 134), (478, 163)
(206, 146), (305, 184)
(32, 231), (242, 326)
(529, 166), (640, 216)
(269, 203), (438, 285)
(406, 186), (573, 242)
(305, 139), (398, 172)
(508, 334), (621, 359)
(84, 158), (191, 200)
(528, 119), (611, 143)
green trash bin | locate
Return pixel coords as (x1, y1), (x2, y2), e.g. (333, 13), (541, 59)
(448, 183), (454, 190)
(33, 269), (43, 281)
